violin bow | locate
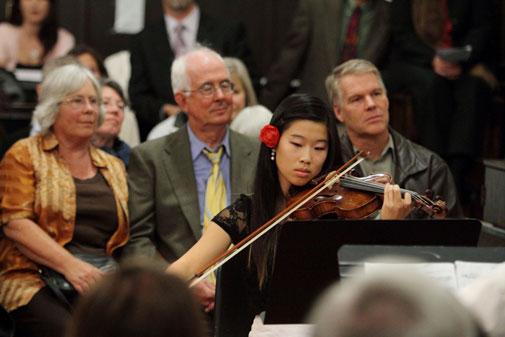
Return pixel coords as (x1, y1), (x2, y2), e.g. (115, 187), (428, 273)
(189, 151), (368, 287)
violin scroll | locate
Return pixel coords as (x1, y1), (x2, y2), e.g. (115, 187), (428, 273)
(414, 196), (447, 219)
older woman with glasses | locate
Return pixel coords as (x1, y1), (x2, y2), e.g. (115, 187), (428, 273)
(92, 79), (131, 168)
(0, 64), (129, 337)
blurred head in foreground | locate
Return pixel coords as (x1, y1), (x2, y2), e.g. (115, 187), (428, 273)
(309, 259), (483, 337)
(68, 261), (206, 337)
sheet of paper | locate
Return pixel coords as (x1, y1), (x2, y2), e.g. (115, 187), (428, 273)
(364, 262), (458, 291)
(251, 315), (314, 337)
(455, 261), (499, 289)
(113, 0), (145, 34)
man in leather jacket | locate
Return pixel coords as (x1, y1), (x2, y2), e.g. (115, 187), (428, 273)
(326, 59), (463, 218)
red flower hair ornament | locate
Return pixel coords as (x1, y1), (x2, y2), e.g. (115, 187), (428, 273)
(259, 125), (280, 148)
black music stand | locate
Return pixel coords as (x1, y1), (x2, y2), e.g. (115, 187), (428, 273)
(262, 218), (482, 324)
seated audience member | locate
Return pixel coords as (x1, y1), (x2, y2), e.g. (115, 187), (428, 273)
(147, 56), (264, 140)
(68, 44), (109, 80)
(129, 0), (255, 140)
(260, 0), (391, 111)
(326, 59), (463, 218)
(29, 58), (139, 152)
(308, 262), (484, 337)
(0, 0), (74, 71)
(92, 79), (131, 168)
(67, 262), (206, 337)
(122, 47), (259, 306)
(386, 0), (496, 202)
(0, 64), (129, 337)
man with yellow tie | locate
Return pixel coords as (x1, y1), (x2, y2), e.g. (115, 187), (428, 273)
(123, 47), (259, 310)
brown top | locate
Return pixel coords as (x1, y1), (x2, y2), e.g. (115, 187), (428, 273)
(0, 132), (129, 312)
(65, 171), (118, 255)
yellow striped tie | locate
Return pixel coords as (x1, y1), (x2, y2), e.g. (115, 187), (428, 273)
(202, 146), (226, 283)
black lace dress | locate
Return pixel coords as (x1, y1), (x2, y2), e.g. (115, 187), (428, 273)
(212, 194), (271, 333)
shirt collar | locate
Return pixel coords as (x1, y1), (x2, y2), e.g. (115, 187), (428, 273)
(164, 5), (200, 38)
(352, 133), (396, 162)
(41, 131), (59, 151)
(187, 124), (231, 160)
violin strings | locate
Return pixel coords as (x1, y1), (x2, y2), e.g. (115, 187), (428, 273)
(347, 177), (431, 206)
(341, 176), (423, 201)
(340, 176), (432, 206)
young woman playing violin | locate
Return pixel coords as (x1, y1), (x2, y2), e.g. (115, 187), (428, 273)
(167, 93), (413, 314)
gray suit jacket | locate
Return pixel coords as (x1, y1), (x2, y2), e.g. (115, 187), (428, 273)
(122, 126), (259, 267)
(260, 0), (391, 110)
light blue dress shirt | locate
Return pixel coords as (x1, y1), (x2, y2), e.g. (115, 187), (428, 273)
(187, 124), (231, 232)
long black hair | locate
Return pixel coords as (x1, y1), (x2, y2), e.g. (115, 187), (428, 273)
(249, 93), (343, 285)
(8, 0), (59, 59)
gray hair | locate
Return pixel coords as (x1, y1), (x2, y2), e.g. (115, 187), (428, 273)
(171, 46), (227, 95)
(33, 64), (104, 135)
(223, 57), (258, 106)
(325, 59), (386, 108)
(309, 259), (480, 337)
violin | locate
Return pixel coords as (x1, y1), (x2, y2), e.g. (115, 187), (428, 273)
(288, 172), (447, 220)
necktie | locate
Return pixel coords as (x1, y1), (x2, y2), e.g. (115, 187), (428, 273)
(203, 146), (227, 283)
(339, 6), (362, 64)
(174, 24), (186, 57)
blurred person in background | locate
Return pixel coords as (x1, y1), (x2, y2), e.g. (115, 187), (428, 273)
(386, 0), (496, 204)
(92, 79), (131, 169)
(224, 57), (258, 120)
(0, 0), (74, 71)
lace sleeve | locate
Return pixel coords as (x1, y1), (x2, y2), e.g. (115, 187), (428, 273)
(212, 194), (251, 244)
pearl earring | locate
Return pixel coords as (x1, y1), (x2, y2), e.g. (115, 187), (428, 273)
(270, 150), (276, 161)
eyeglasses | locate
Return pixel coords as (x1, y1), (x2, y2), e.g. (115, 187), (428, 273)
(184, 80), (234, 98)
(60, 96), (99, 110)
(103, 99), (126, 112)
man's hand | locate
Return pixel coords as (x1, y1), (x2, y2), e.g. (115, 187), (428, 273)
(381, 183), (412, 220)
(162, 104), (181, 117)
(192, 279), (216, 312)
(432, 55), (462, 79)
